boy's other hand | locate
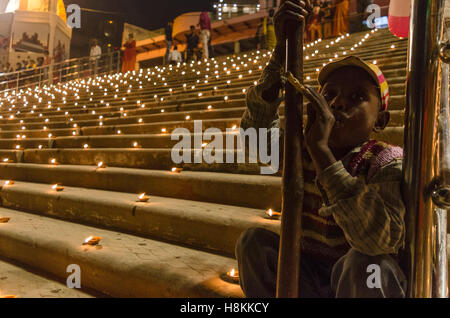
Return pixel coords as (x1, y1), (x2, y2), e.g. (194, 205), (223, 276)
(274, 1), (312, 44)
(273, 1), (312, 65)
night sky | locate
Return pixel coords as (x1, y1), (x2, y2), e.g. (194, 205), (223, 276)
(68, 0), (214, 30)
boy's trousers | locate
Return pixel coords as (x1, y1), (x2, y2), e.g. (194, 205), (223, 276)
(235, 227), (407, 298)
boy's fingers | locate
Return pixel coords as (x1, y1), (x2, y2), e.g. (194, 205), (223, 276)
(274, 9), (306, 26)
(279, 1), (309, 15)
(303, 85), (333, 119)
(305, 0), (314, 12)
(275, 2), (309, 24)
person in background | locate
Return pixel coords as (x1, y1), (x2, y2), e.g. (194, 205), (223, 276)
(36, 56), (44, 83)
(308, 0), (323, 42)
(208, 37), (214, 59)
(168, 45), (183, 65)
(334, 0), (349, 36)
(122, 33), (137, 73)
(185, 25), (199, 62)
(165, 20), (174, 65)
(36, 57), (44, 68)
(321, 0), (334, 38)
(28, 59), (36, 69)
(198, 11), (211, 60)
(256, 9), (276, 51)
(90, 39), (102, 75)
(43, 50), (51, 83)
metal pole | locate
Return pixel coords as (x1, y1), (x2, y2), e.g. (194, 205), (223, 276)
(276, 0), (305, 298)
(431, 52), (450, 298)
(402, 0), (446, 298)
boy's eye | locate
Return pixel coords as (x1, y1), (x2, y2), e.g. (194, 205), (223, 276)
(351, 92), (365, 101)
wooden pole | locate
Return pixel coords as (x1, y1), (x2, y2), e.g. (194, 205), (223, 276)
(276, 0), (305, 298)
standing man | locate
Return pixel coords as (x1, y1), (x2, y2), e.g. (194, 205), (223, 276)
(90, 39), (102, 75)
(198, 11), (211, 60)
(122, 33), (137, 73)
(185, 25), (199, 62)
(168, 45), (183, 65)
(165, 20), (173, 65)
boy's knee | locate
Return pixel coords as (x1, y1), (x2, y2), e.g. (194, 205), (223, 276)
(332, 249), (406, 297)
(235, 227), (278, 260)
(333, 249), (390, 280)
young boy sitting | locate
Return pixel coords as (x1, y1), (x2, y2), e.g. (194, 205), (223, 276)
(235, 1), (407, 298)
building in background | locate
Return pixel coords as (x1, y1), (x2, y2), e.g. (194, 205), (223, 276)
(0, 0), (71, 70)
(134, 0), (390, 68)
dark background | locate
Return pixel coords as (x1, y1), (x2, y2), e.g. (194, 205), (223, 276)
(67, 0), (213, 57)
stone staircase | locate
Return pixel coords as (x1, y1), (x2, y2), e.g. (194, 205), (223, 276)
(0, 28), (437, 297)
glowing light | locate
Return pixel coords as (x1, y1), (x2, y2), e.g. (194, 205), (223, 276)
(171, 167), (182, 173)
(52, 183), (64, 192)
(138, 193), (150, 202)
(266, 208), (281, 219)
(83, 236), (102, 246)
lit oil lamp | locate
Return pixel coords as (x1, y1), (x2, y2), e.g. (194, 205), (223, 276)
(0, 217), (10, 223)
(82, 236), (102, 246)
(52, 183), (64, 191)
(3, 180), (14, 186)
(171, 167), (182, 173)
(96, 161), (105, 169)
(265, 208), (281, 219)
(50, 158), (57, 165)
(228, 268), (239, 281)
(138, 193), (150, 202)
(220, 268), (240, 284)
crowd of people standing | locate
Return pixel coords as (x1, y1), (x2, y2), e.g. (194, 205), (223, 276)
(165, 11), (213, 65)
(306, 0), (374, 42)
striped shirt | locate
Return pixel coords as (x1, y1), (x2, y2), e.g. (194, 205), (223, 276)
(241, 55), (406, 263)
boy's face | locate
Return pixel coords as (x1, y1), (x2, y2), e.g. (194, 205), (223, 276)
(319, 66), (389, 149)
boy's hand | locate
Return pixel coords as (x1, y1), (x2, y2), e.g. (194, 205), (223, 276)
(273, 1), (312, 65)
(303, 85), (335, 150)
(274, 1), (312, 44)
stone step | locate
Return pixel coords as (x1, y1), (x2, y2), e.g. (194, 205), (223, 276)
(0, 81), (409, 127)
(0, 180), (280, 255)
(0, 108), (405, 150)
(0, 257), (96, 298)
(0, 164), (282, 210)
(0, 96), (408, 139)
(0, 207), (244, 297)
(0, 126), (403, 172)
(0, 107), (406, 139)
